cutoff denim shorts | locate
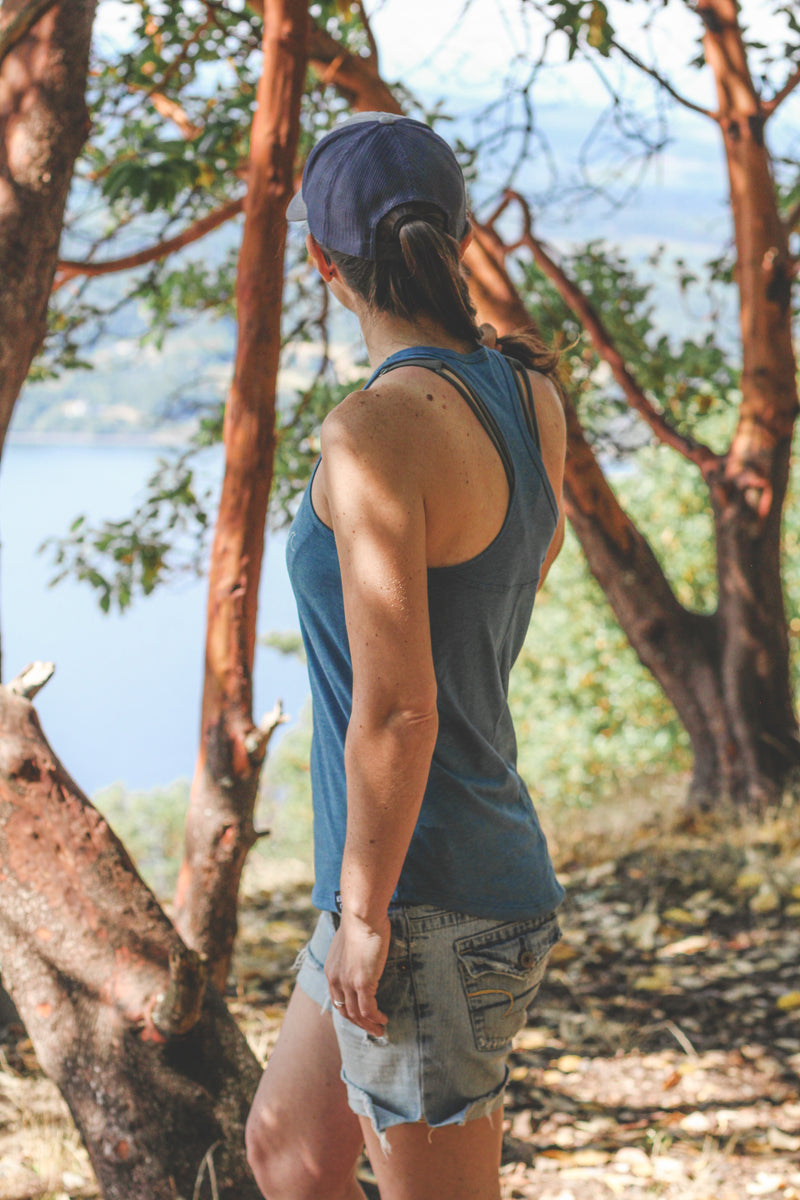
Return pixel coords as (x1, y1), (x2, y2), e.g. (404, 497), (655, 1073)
(295, 904), (561, 1142)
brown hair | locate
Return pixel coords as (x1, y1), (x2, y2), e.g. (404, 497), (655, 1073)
(325, 203), (560, 383)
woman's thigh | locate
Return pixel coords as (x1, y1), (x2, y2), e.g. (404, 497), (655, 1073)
(245, 984), (364, 1200)
(361, 1107), (504, 1200)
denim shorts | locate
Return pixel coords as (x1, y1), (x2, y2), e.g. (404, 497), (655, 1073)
(295, 904), (560, 1142)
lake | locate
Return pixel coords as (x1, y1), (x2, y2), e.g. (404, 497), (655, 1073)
(0, 443), (310, 795)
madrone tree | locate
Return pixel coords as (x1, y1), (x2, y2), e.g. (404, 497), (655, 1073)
(474, 0), (800, 810)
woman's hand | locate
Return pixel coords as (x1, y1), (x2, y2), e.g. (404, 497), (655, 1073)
(325, 909), (391, 1038)
(478, 323), (498, 348)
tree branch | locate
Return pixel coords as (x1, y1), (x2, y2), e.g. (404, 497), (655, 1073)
(486, 192), (722, 476)
(307, 19), (400, 111)
(355, 0), (379, 71)
(0, 0), (59, 68)
(7, 661), (55, 700)
(147, 91), (202, 140)
(784, 197), (800, 237)
(763, 61), (800, 117)
(244, 699), (288, 764)
(150, 943), (207, 1037)
(609, 36), (719, 121)
(52, 197), (244, 290)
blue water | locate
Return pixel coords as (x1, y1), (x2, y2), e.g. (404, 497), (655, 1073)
(0, 443), (310, 794)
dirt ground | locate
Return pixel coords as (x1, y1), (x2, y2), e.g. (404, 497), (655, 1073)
(1, 792), (799, 1199)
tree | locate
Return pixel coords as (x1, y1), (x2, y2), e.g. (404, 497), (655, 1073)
(0, 0), (96, 684)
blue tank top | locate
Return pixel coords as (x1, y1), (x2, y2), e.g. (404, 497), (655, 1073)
(286, 345), (565, 919)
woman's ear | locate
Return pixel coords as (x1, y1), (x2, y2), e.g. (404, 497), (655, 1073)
(458, 225), (473, 257)
(306, 233), (335, 282)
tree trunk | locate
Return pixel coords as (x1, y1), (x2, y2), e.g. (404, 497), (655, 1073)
(173, 0), (309, 991)
(698, 0), (800, 805)
(0, 0), (95, 463)
(0, 685), (262, 1199)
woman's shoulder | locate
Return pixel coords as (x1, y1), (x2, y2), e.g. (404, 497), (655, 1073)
(321, 371), (444, 455)
(526, 369), (566, 447)
(318, 378), (435, 500)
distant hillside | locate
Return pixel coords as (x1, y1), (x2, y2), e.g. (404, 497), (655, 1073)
(12, 315), (236, 443)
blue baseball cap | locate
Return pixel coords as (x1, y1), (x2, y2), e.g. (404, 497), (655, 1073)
(287, 112), (469, 260)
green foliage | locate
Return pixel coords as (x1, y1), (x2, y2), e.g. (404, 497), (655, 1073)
(543, 0), (614, 57)
(139, 248), (239, 349)
(516, 241), (741, 455)
(41, 452), (212, 611)
(270, 379), (356, 527)
(259, 630), (306, 661)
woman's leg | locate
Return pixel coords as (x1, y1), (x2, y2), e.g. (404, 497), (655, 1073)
(359, 1107), (504, 1200)
(245, 984), (367, 1200)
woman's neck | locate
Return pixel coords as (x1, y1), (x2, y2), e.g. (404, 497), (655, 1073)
(357, 307), (479, 369)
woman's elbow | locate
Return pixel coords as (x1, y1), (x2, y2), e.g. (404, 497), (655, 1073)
(353, 693), (439, 745)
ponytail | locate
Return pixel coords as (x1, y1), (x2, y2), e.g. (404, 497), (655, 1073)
(496, 330), (561, 382)
(327, 202), (481, 347)
(326, 203), (561, 388)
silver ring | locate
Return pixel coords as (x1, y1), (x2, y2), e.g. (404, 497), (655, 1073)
(332, 998), (345, 1008)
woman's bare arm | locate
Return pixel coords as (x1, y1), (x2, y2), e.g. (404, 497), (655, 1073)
(318, 389), (439, 1035)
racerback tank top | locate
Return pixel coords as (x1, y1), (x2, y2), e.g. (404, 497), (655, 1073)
(286, 344), (565, 919)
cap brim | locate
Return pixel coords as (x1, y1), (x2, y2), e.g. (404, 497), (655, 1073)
(286, 189), (307, 220)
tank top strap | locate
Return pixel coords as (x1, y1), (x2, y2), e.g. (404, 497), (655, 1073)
(370, 353), (515, 486)
(502, 355), (541, 452)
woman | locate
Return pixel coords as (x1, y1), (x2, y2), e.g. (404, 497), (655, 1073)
(245, 112), (567, 1200)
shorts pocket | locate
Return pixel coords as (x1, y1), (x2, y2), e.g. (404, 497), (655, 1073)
(455, 913), (560, 1052)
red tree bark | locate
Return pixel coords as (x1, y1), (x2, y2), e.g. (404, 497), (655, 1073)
(0, 0), (94, 460)
(172, 0), (309, 990)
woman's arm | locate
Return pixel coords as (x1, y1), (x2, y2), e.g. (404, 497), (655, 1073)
(318, 390), (439, 1036)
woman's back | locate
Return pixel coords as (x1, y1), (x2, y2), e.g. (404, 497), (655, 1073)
(292, 342), (564, 919)
(312, 346), (564, 572)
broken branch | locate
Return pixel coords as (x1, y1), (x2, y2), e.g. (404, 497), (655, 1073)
(244, 699), (289, 764)
(151, 943), (208, 1037)
(7, 661), (55, 700)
